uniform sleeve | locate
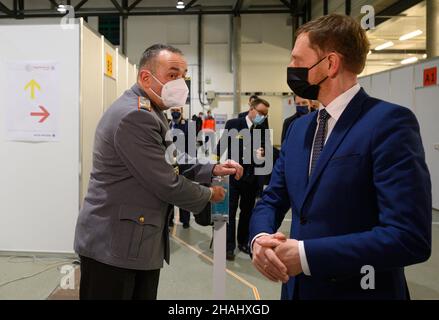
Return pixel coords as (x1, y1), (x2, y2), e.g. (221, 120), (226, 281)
(114, 110), (211, 213)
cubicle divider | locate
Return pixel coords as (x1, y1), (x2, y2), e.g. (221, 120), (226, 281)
(0, 19), (137, 253)
(359, 58), (439, 210)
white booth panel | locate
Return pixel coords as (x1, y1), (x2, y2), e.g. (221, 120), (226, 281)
(103, 41), (118, 112)
(390, 66), (415, 112)
(117, 52), (128, 97)
(80, 22), (104, 202)
(0, 23), (80, 253)
(371, 72), (391, 101)
(415, 85), (439, 210)
(358, 76), (372, 94)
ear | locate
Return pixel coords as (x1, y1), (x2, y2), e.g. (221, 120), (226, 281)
(327, 52), (341, 79)
(138, 69), (152, 89)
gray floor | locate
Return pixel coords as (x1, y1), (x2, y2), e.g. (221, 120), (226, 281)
(0, 210), (438, 300)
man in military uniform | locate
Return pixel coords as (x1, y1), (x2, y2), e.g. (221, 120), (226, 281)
(74, 44), (243, 300)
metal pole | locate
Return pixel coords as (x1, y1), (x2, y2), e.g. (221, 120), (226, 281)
(213, 220), (227, 299)
(122, 15), (127, 55)
(232, 15), (241, 116)
(427, 0), (439, 58)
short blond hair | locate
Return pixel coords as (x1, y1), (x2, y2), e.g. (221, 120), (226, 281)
(296, 14), (370, 74)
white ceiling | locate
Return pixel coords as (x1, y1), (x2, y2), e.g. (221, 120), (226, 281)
(362, 1), (427, 76)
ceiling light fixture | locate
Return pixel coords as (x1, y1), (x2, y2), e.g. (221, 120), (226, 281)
(399, 29), (423, 41)
(375, 41), (394, 51)
(401, 57), (419, 65)
(57, 4), (67, 13)
(176, 1), (185, 9)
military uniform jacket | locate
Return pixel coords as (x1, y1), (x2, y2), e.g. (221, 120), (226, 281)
(74, 84), (213, 270)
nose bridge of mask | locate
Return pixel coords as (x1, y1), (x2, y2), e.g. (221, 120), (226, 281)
(288, 67), (308, 81)
(162, 77), (187, 91)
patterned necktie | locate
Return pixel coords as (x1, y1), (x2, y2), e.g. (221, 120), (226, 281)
(310, 109), (330, 176)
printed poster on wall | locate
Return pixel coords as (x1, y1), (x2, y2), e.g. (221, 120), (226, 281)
(3, 61), (60, 142)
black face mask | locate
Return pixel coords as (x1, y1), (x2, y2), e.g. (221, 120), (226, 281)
(171, 111), (181, 120)
(287, 56), (329, 100)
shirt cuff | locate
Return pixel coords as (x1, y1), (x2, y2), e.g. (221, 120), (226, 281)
(298, 240), (311, 276)
(250, 232), (270, 253)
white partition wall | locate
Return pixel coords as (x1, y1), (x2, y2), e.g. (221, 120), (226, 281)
(103, 40), (118, 112)
(0, 23), (80, 253)
(116, 51), (129, 97)
(80, 21), (104, 201)
(360, 58), (439, 209)
(0, 19), (137, 253)
(370, 72), (391, 102)
(389, 66), (415, 112)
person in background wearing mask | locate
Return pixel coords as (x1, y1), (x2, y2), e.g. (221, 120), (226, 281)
(239, 95), (273, 197)
(239, 95), (260, 118)
(74, 44), (243, 300)
(281, 95), (315, 143)
(168, 106), (191, 229)
(250, 14), (431, 300)
(217, 98), (270, 261)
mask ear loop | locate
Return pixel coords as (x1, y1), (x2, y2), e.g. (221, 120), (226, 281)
(309, 55), (328, 70)
(148, 72), (165, 101)
(311, 55), (332, 86)
(150, 72), (165, 86)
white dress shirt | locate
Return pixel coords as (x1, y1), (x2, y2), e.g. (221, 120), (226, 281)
(251, 83), (362, 276)
(245, 115), (253, 129)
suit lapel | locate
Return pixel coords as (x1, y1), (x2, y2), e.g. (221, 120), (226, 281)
(298, 88), (369, 213)
(293, 113), (317, 211)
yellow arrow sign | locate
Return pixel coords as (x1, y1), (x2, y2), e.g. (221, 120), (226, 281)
(24, 79), (41, 100)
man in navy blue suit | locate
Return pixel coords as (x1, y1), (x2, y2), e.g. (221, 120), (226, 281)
(249, 13), (432, 300)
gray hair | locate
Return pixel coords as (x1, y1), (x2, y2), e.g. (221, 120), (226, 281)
(138, 44), (183, 73)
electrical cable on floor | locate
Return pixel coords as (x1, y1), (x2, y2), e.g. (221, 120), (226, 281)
(0, 256), (77, 289)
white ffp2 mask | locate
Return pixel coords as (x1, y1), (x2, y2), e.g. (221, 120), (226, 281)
(150, 74), (189, 109)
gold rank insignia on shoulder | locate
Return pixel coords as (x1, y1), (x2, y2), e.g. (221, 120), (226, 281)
(138, 96), (151, 112)
(173, 165), (179, 175)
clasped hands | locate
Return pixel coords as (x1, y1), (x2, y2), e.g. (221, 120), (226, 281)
(252, 232), (303, 283)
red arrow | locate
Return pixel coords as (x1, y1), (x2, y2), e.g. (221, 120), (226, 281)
(30, 106), (50, 123)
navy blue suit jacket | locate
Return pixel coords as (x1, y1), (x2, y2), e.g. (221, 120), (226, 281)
(249, 88), (432, 300)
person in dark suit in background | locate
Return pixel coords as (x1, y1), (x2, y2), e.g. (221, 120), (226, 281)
(281, 95), (318, 144)
(169, 106), (192, 229)
(239, 95), (274, 196)
(192, 112), (203, 136)
(218, 98), (271, 260)
(250, 14), (431, 300)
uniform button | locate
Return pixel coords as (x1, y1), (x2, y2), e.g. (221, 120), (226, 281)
(139, 216), (145, 224)
(300, 216), (307, 225)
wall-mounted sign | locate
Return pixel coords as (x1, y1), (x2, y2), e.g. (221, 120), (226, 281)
(423, 66), (437, 87)
(105, 53), (114, 78)
(3, 61), (59, 142)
